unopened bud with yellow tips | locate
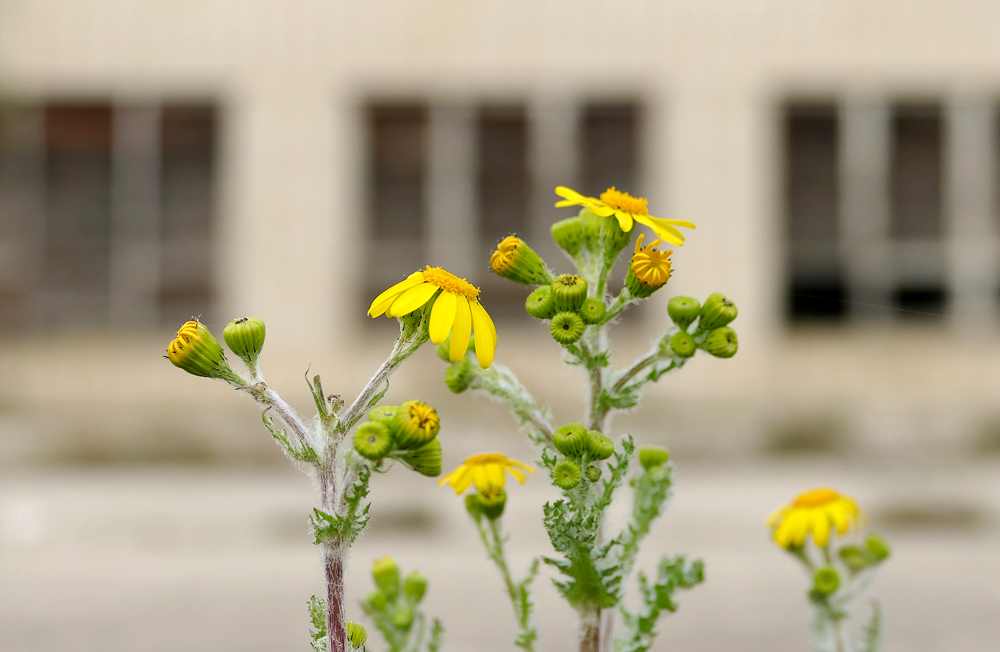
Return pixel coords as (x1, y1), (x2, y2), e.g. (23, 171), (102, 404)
(354, 422), (393, 461)
(391, 401), (440, 449)
(625, 234), (672, 299)
(223, 317), (266, 372)
(372, 556), (400, 597)
(668, 296), (701, 330)
(404, 571), (428, 603)
(490, 235), (553, 286)
(551, 274), (588, 312)
(525, 285), (557, 320)
(165, 320), (243, 384)
(551, 216), (586, 257)
(703, 327), (739, 358)
(346, 621), (368, 648)
(699, 292), (738, 330)
(639, 446), (670, 470)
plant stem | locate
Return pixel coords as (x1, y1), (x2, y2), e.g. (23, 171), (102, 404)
(324, 543), (348, 652)
(475, 518), (536, 652)
(339, 330), (428, 433)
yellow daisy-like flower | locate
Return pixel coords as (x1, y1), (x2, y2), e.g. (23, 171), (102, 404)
(767, 487), (864, 549)
(554, 186), (696, 246)
(438, 453), (536, 494)
(368, 266), (497, 368)
(630, 233), (673, 287)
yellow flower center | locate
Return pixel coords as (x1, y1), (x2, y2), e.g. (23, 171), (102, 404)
(490, 236), (521, 273)
(600, 187), (649, 215)
(422, 266), (480, 300)
(464, 453), (509, 466)
(630, 234), (672, 287)
(405, 402), (440, 435)
(793, 488), (840, 508)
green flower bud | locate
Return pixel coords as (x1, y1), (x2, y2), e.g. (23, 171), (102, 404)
(404, 571), (428, 603)
(837, 545), (869, 572)
(525, 285), (558, 320)
(477, 486), (507, 520)
(372, 556), (400, 597)
(165, 320), (242, 383)
(700, 292), (738, 330)
(390, 606), (414, 630)
(368, 405), (400, 425)
(599, 212), (633, 255)
(552, 459), (582, 490)
(579, 208), (605, 251)
(552, 423), (588, 457)
(391, 401), (441, 449)
(578, 297), (607, 325)
(223, 317), (266, 371)
(365, 590), (388, 611)
(354, 422), (393, 460)
(668, 296), (702, 330)
(585, 430), (615, 460)
(346, 621), (368, 648)
(812, 567), (840, 596)
(392, 437), (442, 477)
(551, 274), (588, 312)
(550, 311), (585, 345)
(670, 331), (697, 358)
(585, 465), (602, 482)
(866, 533), (891, 562)
(436, 334), (476, 361)
(703, 327), (738, 358)
(490, 235), (553, 286)
(444, 358), (474, 394)
(465, 493), (483, 519)
(551, 216), (586, 257)
(638, 446), (669, 470)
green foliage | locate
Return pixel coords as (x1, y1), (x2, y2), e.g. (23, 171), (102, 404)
(614, 555), (705, 652)
(615, 462), (674, 575)
(310, 455), (371, 546)
(261, 409), (317, 463)
(308, 595), (328, 652)
(542, 498), (621, 609)
(597, 435), (634, 512)
(362, 560), (443, 652)
(859, 602), (882, 652)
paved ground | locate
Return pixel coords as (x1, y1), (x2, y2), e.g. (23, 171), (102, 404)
(1, 457), (997, 652)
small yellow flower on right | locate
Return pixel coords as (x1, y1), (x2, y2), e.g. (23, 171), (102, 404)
(554, 186), (695, 246)
(767, 487), (863, 548)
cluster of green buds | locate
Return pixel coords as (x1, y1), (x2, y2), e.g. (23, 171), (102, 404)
(549, 423), (615, 489)
(808, 534), (892, 605)
(353, 401), (443, 477)
(165, 317), (268, 384)
(551, 207), (632, 259)
(363, 556), (430, 637)
(662, 293), (739, 359)
(525, 274), (607, 345)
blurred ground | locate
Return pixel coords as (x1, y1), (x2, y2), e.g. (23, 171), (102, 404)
(1, 455), (997, 652)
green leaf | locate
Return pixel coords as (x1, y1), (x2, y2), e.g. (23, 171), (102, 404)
(859, 602), (882, 652)
(426, 619), (445, 652)
(598, 389), (639, 412)
(613, 555), (705, 652)
(308, 595), (328, 652)
(261, 409), (318, 463)
(542, 499), (621, 609)
(614, 462), (674, 575)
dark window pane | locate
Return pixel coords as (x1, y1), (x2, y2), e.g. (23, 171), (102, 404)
(894, 286), (945, 319)
(582, 103), (638, 197)
(43, 104), (113, 326)
(160, 105), (216, 324)
(788, 281), (847, 321)
(478, 106), (528, 241)
(786, 104), (838, 241)
(370, 105), (426, 241)
(891, 104), (942, 239)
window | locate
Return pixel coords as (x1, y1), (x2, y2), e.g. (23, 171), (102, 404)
(0, 102), (217, 331)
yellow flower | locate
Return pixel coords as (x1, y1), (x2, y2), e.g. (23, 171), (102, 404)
(438, 453), (536, 494)
(368, 266), (497, 368)
(554, 186), (696, 246)
(630, 233), (673, 286)
(767, 488), (863, 548)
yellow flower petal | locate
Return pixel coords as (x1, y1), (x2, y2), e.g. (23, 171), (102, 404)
(450, 297), (472, 362)
(588, 204), (616, 217)
(388, 283), (439, 317)
(812, 512), (831, 547)
(508, 459), (536, 474)
(429, 291), (457, 344)
(451, 467), (475, 494)
(470, 301), (495, 368)
(555, 186), (587, 202)
(635, 215), (689, 246)
(368, 271), (425, 317)
(508, 467), (527, 484)
(486, 464), (505, 488)
(613, 211), (634, 232)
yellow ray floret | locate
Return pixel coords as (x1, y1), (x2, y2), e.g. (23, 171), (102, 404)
(368, 266), (497, 368)
(630, 233), (673, 287)
(767, 487), (864, 548)
(438, 453), (536, 494)
(554, 185), (696, 246)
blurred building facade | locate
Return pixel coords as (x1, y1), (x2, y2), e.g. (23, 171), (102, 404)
(3, 1), (1000, 462)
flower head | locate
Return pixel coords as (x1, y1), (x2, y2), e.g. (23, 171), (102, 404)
(555, 186), (696, 246)
(165, 320), (241, 383)
(438, 453), (536, 494)
(489, 236), (553, 286)
(368, 266), (497, 368)
(768, 488), (863, 549)
(626, 233), (673, 298)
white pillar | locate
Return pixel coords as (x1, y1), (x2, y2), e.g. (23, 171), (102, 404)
(109, 104), (161, 328)
(528, 98), (580, 254)
(945, 102), (999, 330)
(427, 104), (477, 275)
(840, 101), (893, 324)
